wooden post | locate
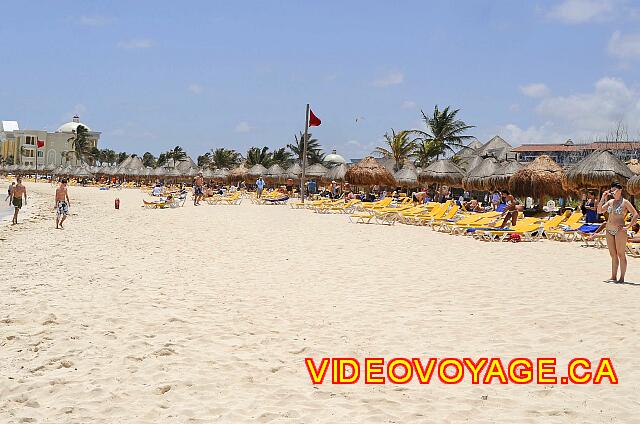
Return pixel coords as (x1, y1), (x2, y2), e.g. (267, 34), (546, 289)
(300, 104), (310, 203)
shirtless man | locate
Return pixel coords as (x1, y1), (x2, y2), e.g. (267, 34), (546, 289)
(498, 191), (517, 228)
(55, 179), (71, 229)
(11, 176), (27, 225)
(194, 172), (204, 206)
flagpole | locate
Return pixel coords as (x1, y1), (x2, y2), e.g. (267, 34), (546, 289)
(35, 144), (38, 181)
(300, 103), (310, 204)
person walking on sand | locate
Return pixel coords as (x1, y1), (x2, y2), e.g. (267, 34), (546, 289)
(193, 172), (204, 206)
(597, 182), (639, 283)
(11, 176), (27, 225)
(5, 182), (15, 205)
(55, 178), (71, 229)
(256, 177), (265, 199)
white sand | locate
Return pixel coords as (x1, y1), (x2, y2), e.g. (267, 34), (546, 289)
(1, 181), (639, 423)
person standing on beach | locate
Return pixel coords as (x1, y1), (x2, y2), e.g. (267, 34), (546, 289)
(11, 176), (27, 225)
(55, 179), (71, 229)
(597, 182), (639, 283)
(256, 177), (265, 199)
(5, 182), (15, 205)
(193, 172), (204, 206)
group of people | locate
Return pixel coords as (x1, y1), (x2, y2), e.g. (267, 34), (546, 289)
(5, 176), (70, 228)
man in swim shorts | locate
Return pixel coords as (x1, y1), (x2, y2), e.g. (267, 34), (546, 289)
(194, 172), (204, 206)
(11, 176), (27, 225)
(55, 178), (71, 229)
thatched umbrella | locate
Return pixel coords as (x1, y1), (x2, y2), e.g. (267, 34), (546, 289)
(203, 168), (214, 180)
(508, 155), (564, 199)
(344, 156), (396, 187)
(153, 167), (166, 177)
(394, 167), (419, 187)
(74, 166), (94, 179)
(419, 160), (465, 187)
(487, 161), (523, 190)
(228, 163), (249, 182)
(462, 158), (499, 191)
(265, 164), (285, 183)
(304, 163), (329, 179)
(285, 163), (302, 180)
(247, 164), (268, 179)
(476, 135), (512, 158)
(627, 175), (640, 195)
(324, 163), (348, 182)
(564, 150), (633, 191)
(626, 159), (640, 174)
(212, 168), (229, 182)
(458, 155), (482, 173)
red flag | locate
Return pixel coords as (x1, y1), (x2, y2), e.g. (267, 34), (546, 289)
(309, 109), (321, 127)
(37, 140), (45, 148)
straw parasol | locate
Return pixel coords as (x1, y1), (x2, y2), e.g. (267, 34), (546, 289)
(487, 160), (523, 190)
(462, 158), (498, 191)
(344, 156), (396, 187)
(265, 164), (285, 183)
(627, 175), (640, 195)
(247, 164), (268, 179)
(285, 163), (302, 180)
(212, 168), (229, 182)
(203, 168), (214, 179)
(564, 150), (633, 191)
(419, 159), (465, 187)
(304, 163), (329, 179)
(458, 155), (482, 173)
(228, 163), (249, 181)
(73, 166), (94, 178)
(508, 155), (564, 198)
(394, 166), (419, 187)
(475, 135), (512, 158)
(324, 163), (348, 182)
(626, 159), (640, 174)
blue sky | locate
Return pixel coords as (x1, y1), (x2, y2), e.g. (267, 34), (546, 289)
(1, 0), (639, 160)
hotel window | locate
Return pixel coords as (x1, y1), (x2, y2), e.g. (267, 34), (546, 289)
(23, 150), (35, 158)
(25, 136), (36, 145)
(37, 151), (43, 157)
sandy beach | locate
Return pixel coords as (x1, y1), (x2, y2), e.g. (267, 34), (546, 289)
(1, 181), (639, 423)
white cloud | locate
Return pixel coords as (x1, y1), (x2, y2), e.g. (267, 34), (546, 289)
(520, 83), (551, 98)
(608, 31), (640, 59)
(79, 16), (110, 26)
(188, 84), (204, 94)
(235, 121), (251, 133)
(117, 39), (153, 49)
(402, 100), (417, 109)
(547, 0), (618, 23)
(499, 76), (640, 145)
(372, 71), (404, 88)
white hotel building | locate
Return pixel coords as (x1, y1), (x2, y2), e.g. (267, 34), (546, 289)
(0, 115), (101, 167)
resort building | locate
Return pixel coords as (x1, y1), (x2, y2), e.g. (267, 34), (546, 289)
(0, 115), (101, 167)
(512, 139), (640, 166)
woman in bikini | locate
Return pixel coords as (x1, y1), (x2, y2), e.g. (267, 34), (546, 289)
(597, 182), (639, 283)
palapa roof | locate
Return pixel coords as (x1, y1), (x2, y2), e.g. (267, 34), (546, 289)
(324, 163), (349, 182)
(458, 155), (483, 172)
(419, 159), (465, 186)
(304, 163), (329, 178)
(564, 149), (633, 190)
(394, 166), (419, 187)
(468, 139), (483, 150)
(475, 135), (512, 158)
(212, 168), (229, 181)
(508, 154), (564, 198)
(176, 157), (197, 171)
(626, 159), (640, 174)
(455, 145), (478, 159)
(344, 156), (396, 187)
(265, 164), (285, 181)
(247, 163), (268, 177)
(74, 165), (93, 177)
(627, 175), (640, 195)
(228, 163), (249, 179)
(487, 160), (523, 190)
(285, 163), (302, 179)
(164, 167), (181, 177)
(463, 158), (499, 191)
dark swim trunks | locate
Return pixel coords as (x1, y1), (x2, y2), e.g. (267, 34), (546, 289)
(12, 197), (22, 209)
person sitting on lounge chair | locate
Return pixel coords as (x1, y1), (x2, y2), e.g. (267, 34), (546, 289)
(464, 196), (482, 212)
(498, 191), (518, 228)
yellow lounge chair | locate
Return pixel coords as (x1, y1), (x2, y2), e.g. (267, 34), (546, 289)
(472, 218), (544, 242)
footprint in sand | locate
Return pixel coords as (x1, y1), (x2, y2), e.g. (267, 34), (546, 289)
(156, 385), (172, 395)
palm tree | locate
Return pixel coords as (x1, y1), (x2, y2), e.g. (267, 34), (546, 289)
(245, 146), (272, 166)
(209, 148), (241, 169)
(197, 153), (211, 168)
(103, 149), (117, 165)
(270, 147), (293, 167)
(167, 145), (187, 162)
(413, 139), (444, 167)
(373, 129), (415, 171)
(157, 152), (168, 167)
(408, 105), (475, 161)
(67, 124), (92, 164)
(117, 152), (128, 164)
(287, 131), (323, 165)
(142, 152), (157, 167)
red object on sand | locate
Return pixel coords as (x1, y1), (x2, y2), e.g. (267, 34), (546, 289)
(309, 109), (321, 127)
